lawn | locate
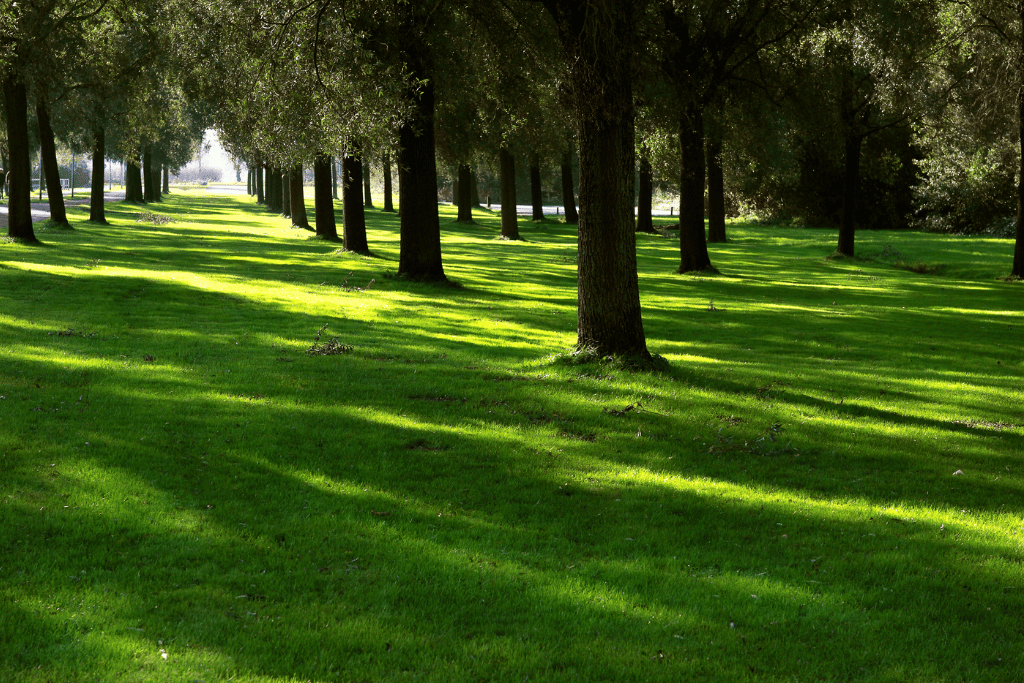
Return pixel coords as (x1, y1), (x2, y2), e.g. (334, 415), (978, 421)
(1, 191), (1022, 682)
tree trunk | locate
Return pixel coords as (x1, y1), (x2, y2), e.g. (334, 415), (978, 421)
(37, 97), (68, 226)
(3, 76), (36, 241)
(545, 0), (649, 357)
(247, 167), (253, 195)
(143, 146), (157, 202)
(706, 120), (727, 243)
(342, 148), (368, 251)
(637, 146), (655, 233)
(1013, 68), (1024, 277)
(281, 170), (291, 217)
(530, 153), (544, 220)
(89, 127), (108, 224)
(397, 79), (445, 280)
(363, 161), (373, 207)
(838, 133), (862, 257)
(457, 163), (473, 222)
(255, 157), (264, 203)
(314, 153), (339, 240)
(560, 149), (579, 224)
(382, 152), (394, 212)
(678, 105), (712, 272)
(499, 147), (520, 239)
(290, 165), (310, 229)
(270, 165), (285, 213)
(125, 156), (145, 203)
(163, 164), (170, 194)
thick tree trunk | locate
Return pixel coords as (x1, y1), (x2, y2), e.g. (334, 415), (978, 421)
(678, 106), (712, 272)
(143, 146), (157, 202)
(530, 153), (544, 220)
(637, 146), (655, 233)
(125, 156), (145, 203)
(269, 165), (284, 213)
(281, 170), (291, 217)
(457, 163), (473, 222)
(342, 148), (368, 251)
(1013, 78), (1024, 277)
(560, 150), (579, 224)
(545, 0), (649, 357)
(3, 77), (36, 241)
(290, 166), (310, 229)
(314, 154), (339, 240)
(89, 127), (108, 224)
(499, 147), (520, 239)
(706, 123), (727, 243)
(255, 158), (264, 203)
(363, 161), (373, 207)
(382, 152), (394, 212)
(838, 133), (862, 257)
(397, 80), (445, 280)
(37, 97), (68, 226)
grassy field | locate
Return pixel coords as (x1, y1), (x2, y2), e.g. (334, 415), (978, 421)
(1, 191), (1022, 682)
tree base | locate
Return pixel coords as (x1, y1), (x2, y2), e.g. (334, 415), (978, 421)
(551, 344), (668, 372)
(677, 264), (720, 275)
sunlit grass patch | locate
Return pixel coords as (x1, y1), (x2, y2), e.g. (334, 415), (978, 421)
(1, 198), (1022, 681)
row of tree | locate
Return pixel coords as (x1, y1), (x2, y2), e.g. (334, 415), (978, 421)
(3, 0), (1022, 359)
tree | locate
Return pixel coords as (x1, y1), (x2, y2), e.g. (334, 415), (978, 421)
(540, 0), (650, 357)
(655, 0), (819, 271)
(945, 0), (1024, 276)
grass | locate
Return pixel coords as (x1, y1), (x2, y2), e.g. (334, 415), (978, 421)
(1, 192), (1022, 682)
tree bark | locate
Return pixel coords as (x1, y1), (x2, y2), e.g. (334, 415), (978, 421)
(3, 76), (36, 241)
(382, 152), (394, 212)
(560, 149), (579, 224)
(544, 0), (649, 357)
(281, 170), (291, 217)
(143, 146), (158, 202)
(1013, 63), (1024, 277)
(247, 166), (253, 195)
(637, 146), (655, 233)
(37, 97), (68, 226)
(706, 120), (727, 243)
(290, 165), (310, 229)
(342, 147), (368, 251)
(530, 153), (544, 220)
(314, 153), (339, 240)
(838, 133), (862, 257)
(269, 165), (284, 213)
(678, 105), (712, 272)
(163, 164), (170, 194)
(397, 79), (445, 280)
(89, 127), (108, 224)
(363, 161), (373, 207)
(499, 147), (520, 239)
(125, 156), (145, 203)
(457, 163), (473, 222)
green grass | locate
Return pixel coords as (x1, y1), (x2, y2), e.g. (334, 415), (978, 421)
(1, 191), (1022, 682)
